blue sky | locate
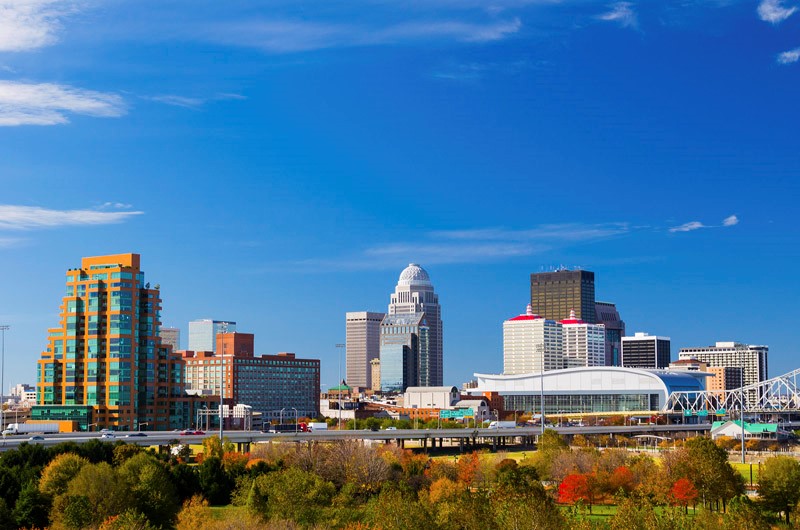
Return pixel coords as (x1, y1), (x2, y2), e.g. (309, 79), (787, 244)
(1, 0), (799, 392)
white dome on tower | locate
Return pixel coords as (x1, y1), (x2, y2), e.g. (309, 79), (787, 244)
(398, 263), (431, 286)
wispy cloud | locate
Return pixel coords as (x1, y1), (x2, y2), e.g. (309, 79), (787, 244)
(668, 221), (706, 233)
(98, 202), (134, 210)
(598, 2), (638, 29)
(0, 237), (24, 248)
(778, 47), (800, 64)
(722, 214), (739, 227)
(144, 95), (205, 108)
(0, 205), (143, 230)
(143, 92), (248, 108)
(757, 0), (798, 24)
(278, 222), (630, 272)
(0, 0), (81, 52)
(669, 215), (739, 233)
(207, 17), (521, 54)
(0, 81), (126, 126)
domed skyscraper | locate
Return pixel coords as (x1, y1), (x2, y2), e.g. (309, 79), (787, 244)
(383, 263), (443, 387)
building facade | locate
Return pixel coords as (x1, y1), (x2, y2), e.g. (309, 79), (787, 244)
(370, 358), (381, 392)
(469, 366), (707, 415)
(379, 312), (428, 393)
(34, 253), (185, 431)
(387, 264), (443, 386)
(595, 301), (625, 366)
(188, 319), (236, 352)
(183, 333), (320, 420)
(621, 332), (671, 369)
(560, 309), (606, 368)
(530, 269), (596, 323)
(160, 327), (181, 352)
(345, 311), (385, 389)
(678, 342), (768, 401)
(503, 305), (563, 374)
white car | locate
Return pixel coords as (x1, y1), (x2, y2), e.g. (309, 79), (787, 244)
(100, 433), (116, 440)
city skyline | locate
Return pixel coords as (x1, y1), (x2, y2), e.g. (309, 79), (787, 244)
(1, 1), (798, 390)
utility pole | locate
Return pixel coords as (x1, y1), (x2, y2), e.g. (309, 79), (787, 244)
(0, 326), (9, 434)
(336, 343), (345, 429)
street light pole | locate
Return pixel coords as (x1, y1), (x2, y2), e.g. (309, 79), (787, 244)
(292, 407), (298, 432)
(335, 343), (345, 430)
(0, 326), (9, 434)
(741, 367), (746, 464)
(219, 323), (228, 442)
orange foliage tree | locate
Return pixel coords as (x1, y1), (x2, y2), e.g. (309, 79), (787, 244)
(670, 478), (699, 513)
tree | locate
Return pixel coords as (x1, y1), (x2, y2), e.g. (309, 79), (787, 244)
(39, 453), (89, 498)
(247, 467), (335, 525)
(12, 481), (50, 530)
(608, 466), (635, 496)
(175, 495), (215, 530)
(757, 455), (800, 524)
(197, 456), (234, 505)
(99, 509), (159, 530)
(118, 452), (181, 526)
(558, 474), (591, 505)
(670, 478), (698, 513)
(682, 437), (744, 511)
(53, 461), (130, 528)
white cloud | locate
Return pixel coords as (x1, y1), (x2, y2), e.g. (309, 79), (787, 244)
(722, 214), (739, 227)
(432, 223), (629, 242)
(0, 81), (126, 126)
(669, 221), (705, 233)
(598, 2), (638, 29)
(144, 94), (205, 108)
(0, 205), (143, 230)
(757, 0), (798, 24)
(99, 202), (134, 210)
(209, 17), (521, 53)
(778, 47), (800, 64)
(0, 0), (80, 52)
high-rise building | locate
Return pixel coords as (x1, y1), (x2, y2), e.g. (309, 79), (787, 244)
(188, 319), (236, 352)
(370, 358), (381, 392)
(678, 342), (768, 402)
(387, 264), (443, 386)
(33, 253), (185, 431)
(595, 301), (625, 366)
(503, 305), (563, 374)
(345, 311), (385, 389)
(621, 332), (671, 369)
(706, 366), (744, 397)
(560, 309), (606, 368)
(530, 269), (596, 324)
(183, 332), (320, 420)
(160, 327), (180, 352)
(379, 312), (429, 393)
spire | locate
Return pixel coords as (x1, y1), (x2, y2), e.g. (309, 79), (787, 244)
(526, 304), (534, 316)
(569, 308), (577, 320)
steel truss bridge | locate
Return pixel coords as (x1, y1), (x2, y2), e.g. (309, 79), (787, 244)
(664, 368), (800, 415)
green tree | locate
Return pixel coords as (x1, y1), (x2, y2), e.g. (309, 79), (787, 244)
(682, 437), (744, 511)
(56, 461), (130, 527)
(0, 498), (14, 530)
(113, 443), (143, 466)
(57, 494), (94, 530)
(247, 467), (335, 525)
(12, 481), (50, 530)
(119, 452), (180, 526)
(99, 509), (159, 530)
(39, 452), (89, 498)
(197, 456), (234, 505)
(366, 488), (435, 530)
(757, 455), (800, 524)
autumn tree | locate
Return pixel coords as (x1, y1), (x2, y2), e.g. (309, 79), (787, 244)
(757, 455), (800, 525)
(175, 495), (215, 530)
(38, 453), (89, 498)
(558, 474), (591, 506)
(670, 478), (698, 513)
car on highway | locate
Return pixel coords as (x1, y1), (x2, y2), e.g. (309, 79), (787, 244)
(384, 427), (397, 431)
(28, 435), (45, 442)
(100, 433), (116, 440)
(126, 433), (148, 438)
(180, 430), (205, 436)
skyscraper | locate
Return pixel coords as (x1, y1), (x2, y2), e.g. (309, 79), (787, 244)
(560, 309), (606, 368)
(379, 312), (428, 393)
(595, 301), (625, 366)
(678, 342), (768, 402)
(530, 269), (596, 323)
(503, 305), (563, 374)
(621, 332), (671, 369)
(33, 253), (185, 431)
(387, 264), (443, 386)
(345, 311), (385, 388)
(160, 327), (181, 352)
(188, 319), (236, 352)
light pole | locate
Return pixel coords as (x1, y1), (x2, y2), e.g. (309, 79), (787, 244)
(335, 343), (345, 430)
(292, 407), (298, 432)
(280, 407), (285, 426)
(219, 323), (228, 442)
(0, 325), (8, 434)
(540, 366), (545, 435)
(139, 422), (149, 432)
(741, 367), (746, 464)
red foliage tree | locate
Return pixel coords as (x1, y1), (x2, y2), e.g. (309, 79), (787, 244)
(609, 465), (635, 495)
(558, 473), (591, 505)
(670, 477), (699, 513)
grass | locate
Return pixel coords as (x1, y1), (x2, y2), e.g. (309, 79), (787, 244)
(209, 505), (246, 521)
(731, 461), (760, 486)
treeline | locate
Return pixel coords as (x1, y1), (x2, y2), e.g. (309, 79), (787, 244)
(1, 432), (800, 529)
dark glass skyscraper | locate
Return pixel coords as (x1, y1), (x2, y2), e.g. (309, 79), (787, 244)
(530, 269), (596, 324)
